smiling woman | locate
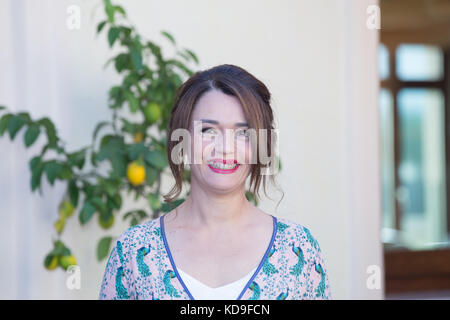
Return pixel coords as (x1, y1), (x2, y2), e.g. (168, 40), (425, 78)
(99, 64), (332, 300)
(165, 64), (277, 203)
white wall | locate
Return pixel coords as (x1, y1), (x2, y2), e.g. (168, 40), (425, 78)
(0, 0), (382, 299)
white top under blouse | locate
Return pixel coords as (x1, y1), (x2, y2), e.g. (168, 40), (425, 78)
(177, 266), (258, 300)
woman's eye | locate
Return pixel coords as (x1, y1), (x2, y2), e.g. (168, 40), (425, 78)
(201, 127), (217, 134)
(235, 129), (249, 138)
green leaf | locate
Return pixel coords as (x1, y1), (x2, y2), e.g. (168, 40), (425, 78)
(102, 180), (116, 197)
(104, 0), (115, 23)
(136, 210), (148, 219)
(97, 21), (107, 34)
(67, 148), (87, 170)
(7, 115), (27, 140)
(120, 26), (132, 38)
(0, 105), (6, 111)
(167, 59), (193, 76)
(161, 31), (176, 46)
(120, 118), (138, 134)
(128, 142), (146, 161)
(82, 182), (97, 199)
(146, 41), (162, 60)
(44, 161), (63, 185)
(96, 136), (127, 178)
(176, 50), (190, 62)
(124, 91), (139, 113)
(99, 134), (115, 149)
(108, 27), (120, 47)
(99, 209), (113, 228)
(108, 86), (124, 109)
(91, 196), (107, 215)
(58, 164), (73, 180)
(130, 47), (142, 70)
(37, 117), (58, 148)
(123, 210), (135, 220)
(114, 5), (126, 16)
(110, 154), (127, 178)
(0, 113), (12, 136)
(31, 161), (44, 192)
(24, 124), (41, 147)
(144, 149), (167, 170)
(68, 180), (79, 208)
(97, 236), (112, 261)
(93, 121), (110, 142)
(148, 193), (161, 211)
(114, 53), (130, 73)
(145, 165), (158, 187)
(17, 112), (31, 122)
(52, 240), (71, 257)
(130, 217), (139, 227)
(97, 136), (125, 161)
(29, 156), (41, 171)
(109, 193), (122, 210)
(184, 48), (199, 64)
(79, 200), (96, 224)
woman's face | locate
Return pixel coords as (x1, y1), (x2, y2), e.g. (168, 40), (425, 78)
(188, 89), (252, 194)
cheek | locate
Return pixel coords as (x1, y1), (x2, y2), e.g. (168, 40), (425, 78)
(189, 132), (212, 163)
(235, 138), (252, 164)
(201, 137), (215, 160)
(192, 135), (252, 165)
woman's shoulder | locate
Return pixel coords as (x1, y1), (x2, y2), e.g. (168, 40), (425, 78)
(274, 215), (323, 253)
(114, 215), (163, 249)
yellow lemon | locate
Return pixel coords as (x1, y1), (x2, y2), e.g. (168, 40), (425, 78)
(60, 255), (77, 270)
(144, 102), (162, 124)
(127, 161), (146, 186)
(133, 132), (144, 143)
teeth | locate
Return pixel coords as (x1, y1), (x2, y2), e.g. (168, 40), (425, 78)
(208, 161), (238, 170)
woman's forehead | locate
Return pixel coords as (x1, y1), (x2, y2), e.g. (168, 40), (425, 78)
(192, 90), (247, 123)
(192, 119), (249, 128)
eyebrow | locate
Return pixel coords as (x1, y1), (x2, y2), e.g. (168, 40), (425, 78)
(200, 119), (248, 127)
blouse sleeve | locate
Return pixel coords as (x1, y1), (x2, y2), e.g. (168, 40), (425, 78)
(98, 240), (132, 300)
(306, 240), (332, 300)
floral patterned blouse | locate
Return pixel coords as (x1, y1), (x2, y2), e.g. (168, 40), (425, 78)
(99, 213), (332, 300)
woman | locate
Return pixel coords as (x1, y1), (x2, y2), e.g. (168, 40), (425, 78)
(99, 64), (331, 300)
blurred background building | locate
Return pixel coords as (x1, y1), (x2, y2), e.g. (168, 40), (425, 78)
(379, 0), (450, 299)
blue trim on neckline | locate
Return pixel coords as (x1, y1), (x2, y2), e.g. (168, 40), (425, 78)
(236, 215), (278, 300)
(160, 213), (278, 300)
(160, 213), (195, 300)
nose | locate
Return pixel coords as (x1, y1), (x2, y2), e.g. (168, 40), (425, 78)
(214, 129), (235, 157)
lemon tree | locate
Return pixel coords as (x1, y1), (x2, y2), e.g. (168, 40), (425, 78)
(0, 0), (203, 271)
(0, 0), (264, 272)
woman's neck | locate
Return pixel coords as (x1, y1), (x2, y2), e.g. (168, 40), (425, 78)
(176, 181), (255, 232)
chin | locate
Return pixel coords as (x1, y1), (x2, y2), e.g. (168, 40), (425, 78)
(195, 164), (248, 194)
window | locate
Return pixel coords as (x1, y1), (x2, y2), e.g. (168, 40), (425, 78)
(379, 43), (450, 295)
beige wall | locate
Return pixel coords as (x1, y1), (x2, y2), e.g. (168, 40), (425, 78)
(0, 0), (382, 299)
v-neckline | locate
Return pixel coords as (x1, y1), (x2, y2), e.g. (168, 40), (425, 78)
(160, 213), (278, 300)
(177, 265), (257, 290)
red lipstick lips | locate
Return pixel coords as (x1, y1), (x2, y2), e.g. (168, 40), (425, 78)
(207, 159), (240, 174)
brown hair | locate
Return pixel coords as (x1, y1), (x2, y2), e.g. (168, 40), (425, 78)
(163, 64), (280, 204)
